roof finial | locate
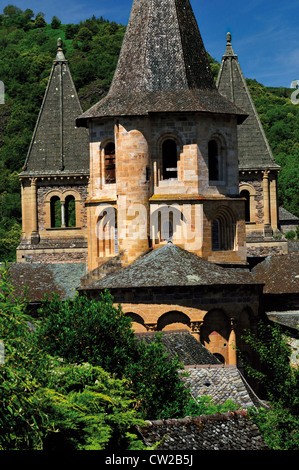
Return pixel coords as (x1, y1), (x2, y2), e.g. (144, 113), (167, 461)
(55, 37), (66, 62)
(223, 31), (236, 58)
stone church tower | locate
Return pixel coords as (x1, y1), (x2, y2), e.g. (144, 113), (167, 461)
(217, 33), (285, 258)
(77, 0), (249, 273)
(17, 39), (89, 263)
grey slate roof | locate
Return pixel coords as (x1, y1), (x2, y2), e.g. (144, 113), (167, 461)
(22, 39), (89, 176)
(138, 411), (268, 450)
(252, 253), (299, 294)
(217, 33), (279, 171)
(267, 312), (299, 332)
(136, 330), (221, 366)
(279, 207), (299, 222)
(184, 365), (265, 410)
(77, 0), (247, 125)
(2, 262), (86, 303)
(83, 243), (259, 290)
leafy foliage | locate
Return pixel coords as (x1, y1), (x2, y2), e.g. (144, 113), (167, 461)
(34, 290), (190, 420)
(0, 265), (146, 450)
(184, 396), (240, 417)
(240, 321), (299, 450)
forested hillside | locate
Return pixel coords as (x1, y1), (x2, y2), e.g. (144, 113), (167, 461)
(0, 5), (298, 261)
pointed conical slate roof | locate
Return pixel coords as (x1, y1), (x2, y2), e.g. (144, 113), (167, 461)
(77, 0), (247, 125)
(23, 39), (89, 175)
(217, 33), (279, 171)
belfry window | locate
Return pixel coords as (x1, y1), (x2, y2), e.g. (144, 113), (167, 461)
(162, 139), (178, 180)
(104, 142), (116, 184)
(211, 209), (236, 251)
(208, 139), (220, 182)
(65, 195), (76, 227)
(50, 196), (61, 228)
(240, 190), (250, 222)
(50, 194), (77, 228)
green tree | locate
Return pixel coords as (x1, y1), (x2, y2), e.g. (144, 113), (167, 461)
(3, 5), (22, 17)
(241, 321), (298, 411)
(240, 321), (299, 450)
(35, 291), (138, 377)
(51, 16), (61, 29)
(34, 12), (46, 28)
(34, 291), (190, 420)
(0, 266), (146, 450)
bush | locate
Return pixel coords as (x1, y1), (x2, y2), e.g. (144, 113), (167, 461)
(34, 291), (190, 420)
(285, 230), (296, 240)
(0, 266), (146, 450)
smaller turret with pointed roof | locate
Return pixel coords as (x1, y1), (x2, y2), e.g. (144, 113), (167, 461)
(217, 32), (279, 171)
(217, 32), (281, 243)
(23, 38), (89, 175)
(17, 39), (90, 264)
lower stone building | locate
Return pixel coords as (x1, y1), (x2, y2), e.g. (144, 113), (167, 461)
(80, 243), (264, 366)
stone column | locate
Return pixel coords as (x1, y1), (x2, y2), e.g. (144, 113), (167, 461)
(30, 178), (40, 245)
(145, 323), (157, 332)
(61, 200), (66, 228)
(262, 170), (272, 237)
(270, 174), (278, 231)
(191, 321), (203, 342)
(228, 318), (237, 365)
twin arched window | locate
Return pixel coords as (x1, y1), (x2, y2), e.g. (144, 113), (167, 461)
(50, 194), (76, 228)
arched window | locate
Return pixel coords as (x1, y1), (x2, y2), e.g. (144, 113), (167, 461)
(104, 142), (116, 184)
(65, 195), (76, 227)
(208, 137), (226, 183)
(50, 196), (61, 228)
(211, 219), (220, 251)
(208, 139), (219, 181)
(162, 139), (178, 180)
(96, 207), (118, 257)
(211, 208), (236, 251)
(240, 190), (250, 222)
(161, 211), (173, 242)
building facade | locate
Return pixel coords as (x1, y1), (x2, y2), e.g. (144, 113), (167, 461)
(17, 39), (90, 263)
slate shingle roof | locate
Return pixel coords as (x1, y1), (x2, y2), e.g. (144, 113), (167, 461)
(22, 39), (89, 176)
(217, 33), (279, 171)
(2, 262), (86, 303)
(77, 0), (247, 125)
(279, 207), (299, 222)
(138, 411), (269, 450)
(252, 253), (299, 294)
(136, 330), (221, 366)
(184, 365), (265, 409)
(83, 244), (259, 290)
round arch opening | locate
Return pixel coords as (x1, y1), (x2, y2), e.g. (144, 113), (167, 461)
(157, 311), (191, 332)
